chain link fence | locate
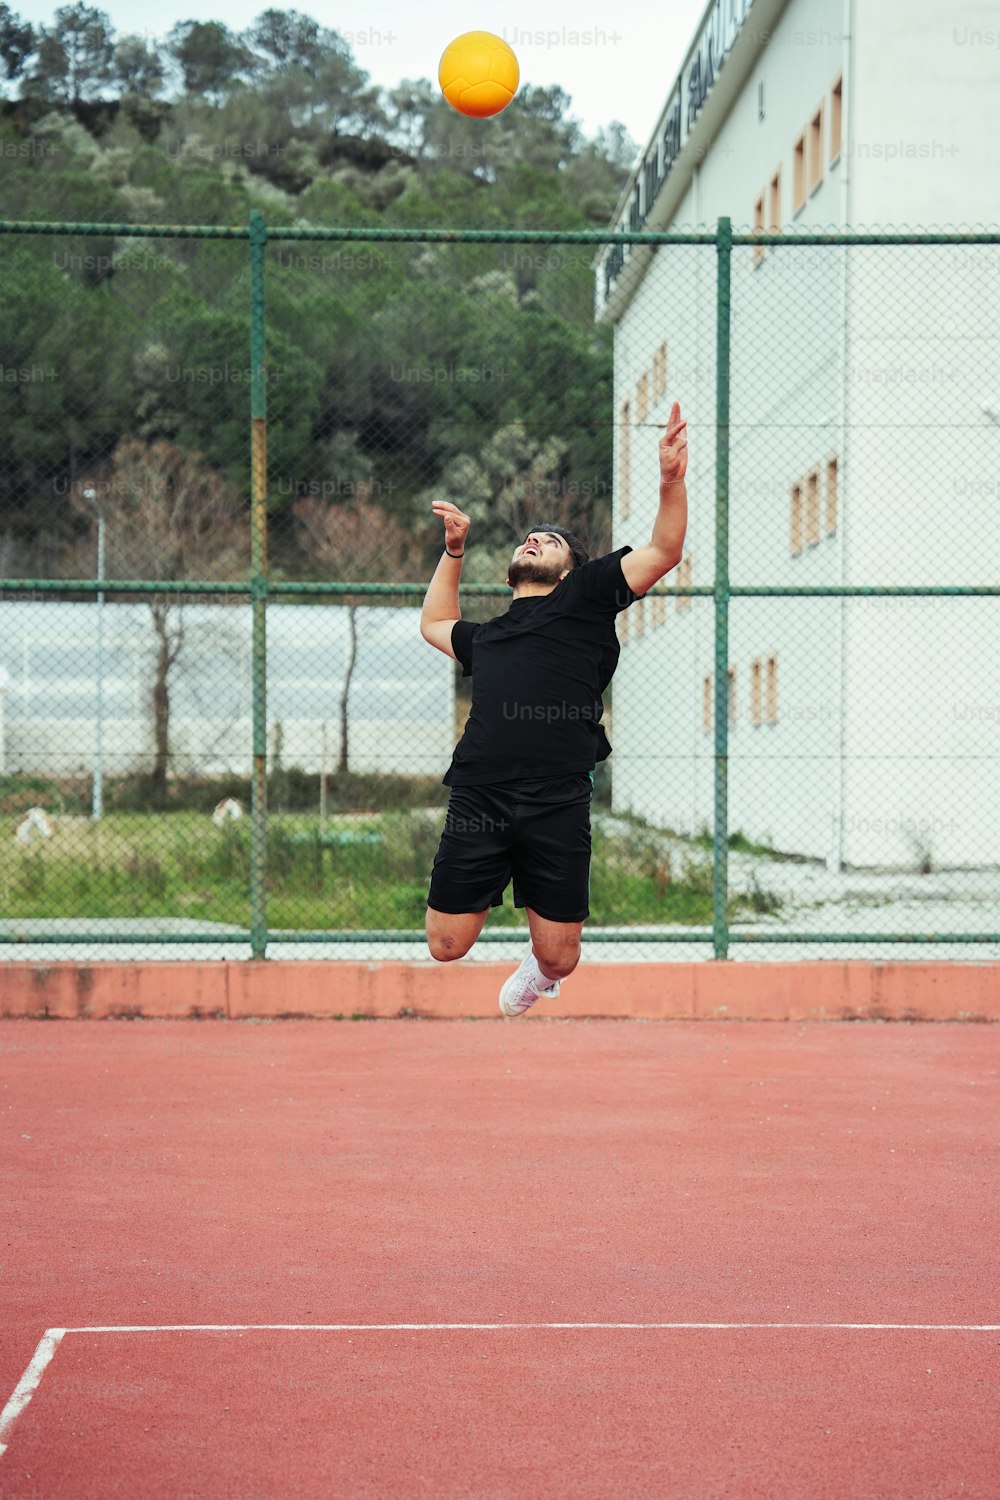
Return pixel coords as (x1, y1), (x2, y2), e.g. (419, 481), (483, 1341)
(1, 216), (998, 961)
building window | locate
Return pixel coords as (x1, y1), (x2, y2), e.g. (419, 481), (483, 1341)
(751, 658), (762, 727)
(806, 469), (821, 545)
(703, 673), (713, 733)
(791, 482), (803, 555)
(643, 155), (659, 218)
(765, 654), (778, 725)
(769, 167), (781, 235)
(826, 456), (838, 535)
(653, 341), (668, 403)
(727, 667), (737, 727)
(793, 132), (806, 213)
(636, 371), (649, 423)
(753, 192), (765, 265)
(830, 76), (843, 163)
(808, 104), (824, 194)
(676, 553), (693, 612)
(619, 400), (631, 519)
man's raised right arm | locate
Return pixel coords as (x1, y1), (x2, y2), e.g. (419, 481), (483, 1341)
(420, 500), (470, 659)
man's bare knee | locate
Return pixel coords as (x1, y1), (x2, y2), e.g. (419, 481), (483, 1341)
(535, 942), (581, 981)
(428, 931), (472, 963)
(426, 905), (489, 963)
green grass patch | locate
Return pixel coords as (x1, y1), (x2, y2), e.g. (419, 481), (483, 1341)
(1, 807), (781, 929)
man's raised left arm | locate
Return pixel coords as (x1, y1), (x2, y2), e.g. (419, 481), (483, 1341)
(620, 399), (688, 595)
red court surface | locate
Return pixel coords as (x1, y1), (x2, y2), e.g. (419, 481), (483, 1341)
(0, 1016), (997, 1498)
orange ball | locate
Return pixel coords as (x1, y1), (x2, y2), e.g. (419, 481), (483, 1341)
(438, 31), (520, 118)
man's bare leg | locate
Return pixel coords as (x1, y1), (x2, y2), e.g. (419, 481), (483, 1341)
(425, 905), (490, 962)
(497, 909), (583, 1017)
(525, 907), (583, 982)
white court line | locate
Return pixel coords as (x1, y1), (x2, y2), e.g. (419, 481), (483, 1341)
(0, 1329), (65, 1457)
(63, 1322), (1000, 1332)
(1, 1322), (997, 1461)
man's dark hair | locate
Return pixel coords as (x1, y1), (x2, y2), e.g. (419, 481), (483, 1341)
(529, 524), (589, 570)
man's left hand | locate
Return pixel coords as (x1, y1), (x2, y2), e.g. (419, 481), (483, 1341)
(659, 400), (688, 487)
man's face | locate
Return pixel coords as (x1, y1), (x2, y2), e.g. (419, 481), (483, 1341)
(507, 531), (573, 588)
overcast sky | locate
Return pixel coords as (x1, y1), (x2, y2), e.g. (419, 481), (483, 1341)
(17, 0), (709, 153)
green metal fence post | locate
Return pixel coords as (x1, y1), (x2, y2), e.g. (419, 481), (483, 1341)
(713, 216), (733, 961)
(249, 209), (269, 960)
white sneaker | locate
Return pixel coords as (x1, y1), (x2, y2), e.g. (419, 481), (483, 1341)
(498, 944), (561, 1017)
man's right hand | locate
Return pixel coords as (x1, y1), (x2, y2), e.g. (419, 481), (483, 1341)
(432, 499), (471, 555)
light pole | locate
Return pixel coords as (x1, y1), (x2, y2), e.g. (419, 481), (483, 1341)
(84, 486), (105, 821)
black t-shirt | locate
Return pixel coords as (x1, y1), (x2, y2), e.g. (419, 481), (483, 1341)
(444, 546), (643, 786)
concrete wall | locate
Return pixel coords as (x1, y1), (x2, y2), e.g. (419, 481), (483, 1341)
(0, 601), (455, 780)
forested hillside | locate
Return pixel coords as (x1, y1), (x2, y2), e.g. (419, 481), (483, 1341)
(0, 4), (637, 580)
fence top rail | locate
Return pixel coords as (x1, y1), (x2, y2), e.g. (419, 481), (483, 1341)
(2, 219), (1000, 247)
(2, 579), (1000, 600)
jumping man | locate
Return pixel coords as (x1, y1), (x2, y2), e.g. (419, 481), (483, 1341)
(419, 401), (689, 1016)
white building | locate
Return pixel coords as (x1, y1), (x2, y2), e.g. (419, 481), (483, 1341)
(598, 0), (1000, 871)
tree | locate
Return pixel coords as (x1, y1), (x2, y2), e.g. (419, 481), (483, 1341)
(0, 2), (34, 81)
(593, 120), (639, 171)
(66, 439), (250, 805)
(113, 33), (164, 99)
(0, 250), (136, 563)
(144, 305), (323, 501)
(292, 491), (417, 773)
(412, 420), (611, 586)
(565, 136), (638, 223)
(383, 79), (436, 162)
(30, 2), (114, 105)
(168, 20), (253, 104)
(245, 9), (321, 74)
(420, 93), (505, 184)
(494, 84), (584, 171)
(291, 37), (384, 139)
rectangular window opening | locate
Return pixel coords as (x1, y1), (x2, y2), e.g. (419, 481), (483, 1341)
(766, 655), (778, 725)
(806, 469), (821, 546)
(825, 456), (838, 534)
(793, 133), (806, 212)
(751, 659), (762, 727)
(791, 483), (803, 555)
(830, 76), (843, 163)
(769, 167), (781, 234)
(809, 104), (824, 193)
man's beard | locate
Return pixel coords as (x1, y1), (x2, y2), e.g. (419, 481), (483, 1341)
(509, 554), (565, 587)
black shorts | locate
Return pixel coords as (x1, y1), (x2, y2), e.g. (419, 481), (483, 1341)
(427, 773), (594, 924)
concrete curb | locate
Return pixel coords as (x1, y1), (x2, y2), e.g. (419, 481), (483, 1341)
(1, 961), (998, 1021)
